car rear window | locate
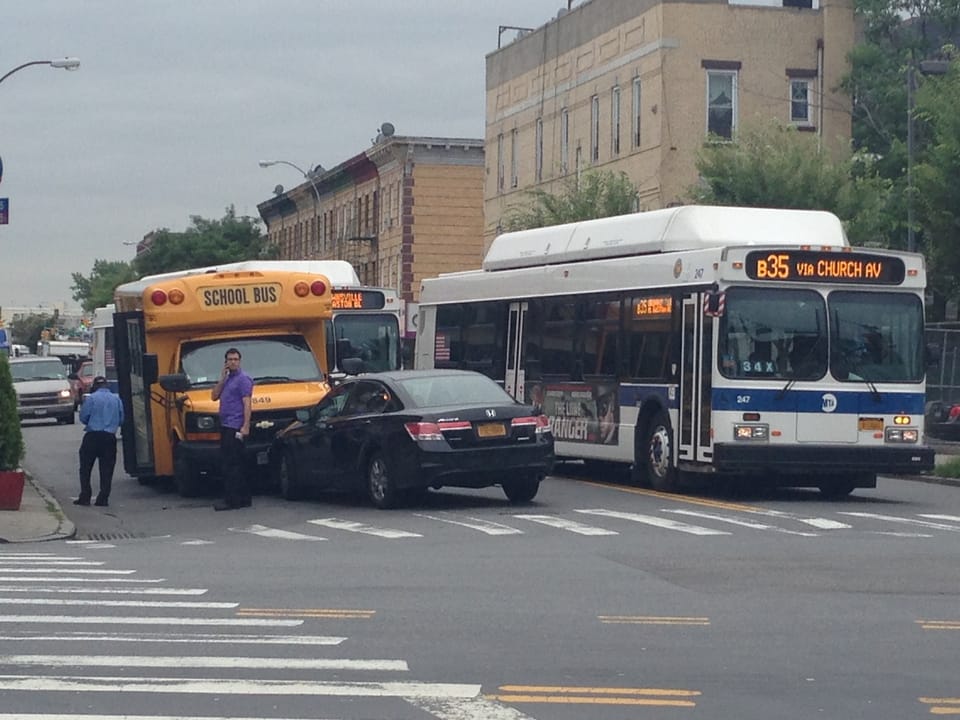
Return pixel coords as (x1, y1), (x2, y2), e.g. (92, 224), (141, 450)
(397, 374), (510, 407)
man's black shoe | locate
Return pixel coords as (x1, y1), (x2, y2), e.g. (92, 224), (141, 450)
(73, 498), (90, 506)
(94, 499), (109, 507)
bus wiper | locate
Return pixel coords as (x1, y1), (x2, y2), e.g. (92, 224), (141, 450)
(865, 379), (882, 402)
(777, 379), (796, 399)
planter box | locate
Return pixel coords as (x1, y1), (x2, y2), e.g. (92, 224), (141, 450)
(0, 469), (25, 511)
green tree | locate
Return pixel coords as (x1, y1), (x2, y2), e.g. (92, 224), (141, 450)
(0, 354), (24, 471)
(132, 206), (276, 277)
(9, 313), (54, 351)
(70, 260), (138, 313)
(503, 170), (639, 231)
(687, 120), (892, 247)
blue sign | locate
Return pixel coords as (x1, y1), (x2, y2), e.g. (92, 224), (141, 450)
(0, 197), (7, 225)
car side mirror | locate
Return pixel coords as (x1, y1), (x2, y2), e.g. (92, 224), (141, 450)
(159, 373), (191, 393)
(295, 409), (311, 422)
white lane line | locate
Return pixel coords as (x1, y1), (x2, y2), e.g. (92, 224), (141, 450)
(231, 524), (326, 541)
(181, 540), (215, 545)
(3, 654), (408, 672)
(0, 560), (105, 566)
(0, 577), (165, 583)
(576, 508), (730, 536)
(0, 715), (347, 720)
(0, 632), (344, 645)
(412, 513), (524, 535)
(0, 568), (135, 575)
(81, 544), (116, 549)
(0, 598), (236, 609)
(839, 512), (960, 532)
(0, 586), (206, 595)
(661, 509), (819, 536)
(513, 514), (618, 536)
(744, 509), (851, 530)
(0, 675), (481, 698)
(0, 553), (58, 557)
(919, 514), (960, 523)
(0, 615), (301, 627)
(409, 695), (537, 720)
(308, 518), (422, 539)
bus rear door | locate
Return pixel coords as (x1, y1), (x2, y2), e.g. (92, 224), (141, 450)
(678, 294), (713, 465)
(504, 301), (528, 400)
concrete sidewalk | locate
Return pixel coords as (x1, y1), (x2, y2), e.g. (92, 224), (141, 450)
(0, 473), (75, 544)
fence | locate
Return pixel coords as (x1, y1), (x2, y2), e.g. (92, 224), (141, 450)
(926, 325), (960, 405)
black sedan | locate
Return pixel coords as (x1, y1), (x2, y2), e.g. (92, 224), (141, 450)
(272, 369), (555, 508)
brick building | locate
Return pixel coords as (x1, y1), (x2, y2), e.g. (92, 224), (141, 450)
(257, 132), (485, 304)
(485, 0), (855, 248)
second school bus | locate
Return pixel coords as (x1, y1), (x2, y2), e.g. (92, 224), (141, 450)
(113, 268), (333, 496)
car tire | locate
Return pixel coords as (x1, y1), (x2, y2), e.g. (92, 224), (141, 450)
(502, 474), (541, 503)
(366, 452), (400, 509)
(174, 444), (204, 498)
(279, 450), (304, 501)
(644, 409), (679, 492)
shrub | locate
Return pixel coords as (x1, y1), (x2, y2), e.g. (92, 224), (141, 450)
(0, 354), (24, 471)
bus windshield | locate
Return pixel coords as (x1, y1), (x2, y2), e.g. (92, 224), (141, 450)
(718, 287), (924, 383)
(180, 335), (323, 387)
(328, 314), (400, 373)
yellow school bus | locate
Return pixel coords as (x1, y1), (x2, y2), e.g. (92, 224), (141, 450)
(113, 268), (333, 496)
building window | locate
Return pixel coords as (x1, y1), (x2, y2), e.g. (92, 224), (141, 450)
(790, 78), (813, 125)
(497, 133), (505, 191)
(707, 70), (737, 140)
(611, 86), (621, 157)
(632, 77), (642, 148)
(510, 128), (518, 188)
(535, 117), (543, 182)
(560, 108), (569, 174)
(590, 94), (600, 162)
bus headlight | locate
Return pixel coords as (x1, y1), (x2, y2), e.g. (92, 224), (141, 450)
(734, 424), (769, 441)
(885, 427), (919, 443)
(196, 415), (217, 431)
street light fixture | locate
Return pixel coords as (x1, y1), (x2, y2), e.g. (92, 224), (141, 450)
(0, 57), (80, 85)
(259, 159), (324, 257)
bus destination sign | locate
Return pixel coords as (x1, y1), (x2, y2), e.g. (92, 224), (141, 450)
(745, 250), (905, 285)
(331, 289), (386, 310)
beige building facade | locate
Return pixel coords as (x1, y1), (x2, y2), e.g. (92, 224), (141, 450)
(257, 134), (485, 303)
(485, 0), (855, 248)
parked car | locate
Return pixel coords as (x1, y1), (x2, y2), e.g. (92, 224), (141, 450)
(272, 369), (555, 508)
(68, 360), (95, 410)
(9, 356), (76, 424)
(925, 400), (960, 441)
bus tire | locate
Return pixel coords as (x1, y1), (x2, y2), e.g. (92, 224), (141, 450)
(366, 452), (400, 509)
(278, 450), (304, 501)
(174, 445), (203, 498)
(818, 474), (859, 499)
(503, 474), (541, 504)
(645, 409), (679, 492)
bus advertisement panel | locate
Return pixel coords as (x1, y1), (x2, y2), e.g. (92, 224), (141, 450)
(416, 206), (935, 498)
(113, 268), (333, 496)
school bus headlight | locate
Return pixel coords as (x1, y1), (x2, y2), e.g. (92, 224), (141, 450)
(885, 427), (919, 443)
(294, 281), (310, 297)
(196, 415), (217, 431)
(734, 424), (769, 441)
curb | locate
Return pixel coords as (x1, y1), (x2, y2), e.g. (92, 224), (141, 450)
(21, 473), (76, 543)
(899, 473), (960, 488)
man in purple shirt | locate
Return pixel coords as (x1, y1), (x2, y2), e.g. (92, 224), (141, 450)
(211, 347), (253, 511)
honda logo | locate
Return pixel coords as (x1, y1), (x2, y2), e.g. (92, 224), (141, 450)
(485, 409), (497, 418)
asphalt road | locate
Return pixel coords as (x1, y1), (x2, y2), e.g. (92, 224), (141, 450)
(5, 420), (959, 720)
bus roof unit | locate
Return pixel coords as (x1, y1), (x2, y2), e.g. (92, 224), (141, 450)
(482, 205), (849, 272)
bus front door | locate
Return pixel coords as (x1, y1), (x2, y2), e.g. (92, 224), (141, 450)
(113, 311), (155, 478)
(504, 301), (528, 401)
(678, 295), (713, 465)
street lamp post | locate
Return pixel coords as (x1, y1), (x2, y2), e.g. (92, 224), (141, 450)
(259, 160), (323, 258)
(0, 57), (80, 86)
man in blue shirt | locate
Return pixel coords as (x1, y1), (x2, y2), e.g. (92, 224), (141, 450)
(211, 347), (253, 511)
(75, 376), (124, 507)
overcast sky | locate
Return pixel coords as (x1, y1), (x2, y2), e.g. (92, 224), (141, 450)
(0, 1), (564, 311)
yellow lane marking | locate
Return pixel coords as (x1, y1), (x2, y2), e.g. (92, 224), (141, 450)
(917, 620), (960, 630)
(579, 479), (759, 512)
(599, 614), (710, 625)
(237, 608), (375, 619)
(920, 697), (960, 714)
(488, 684), (699, 707)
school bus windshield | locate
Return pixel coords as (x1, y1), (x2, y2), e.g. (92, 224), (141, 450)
(180, 335), (323, 387)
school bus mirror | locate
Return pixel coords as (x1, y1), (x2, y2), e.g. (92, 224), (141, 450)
(143, 354), (159, 386)
(341, 357), (365, 376)
(158, 373), (190, 394)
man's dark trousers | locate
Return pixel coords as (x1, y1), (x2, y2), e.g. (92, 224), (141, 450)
(78, 431), (117, 504)
(220, 427), (251, 507)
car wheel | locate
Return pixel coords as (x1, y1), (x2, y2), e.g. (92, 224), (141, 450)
(63, 412), (76, 425)
(502, 474), (541, 503)
(279, 450), (304, 501)
(174, 445), (203, 497)
(645, 409), (679, 492)
(366, 452), (399, 509)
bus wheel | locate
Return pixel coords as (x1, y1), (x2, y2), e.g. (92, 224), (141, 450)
(174, 445), (203, 498)
(278, 451), (304, 501)
(645, 410), (679, 492)
(503, 474), (541, 504)
(818, 475), (857, 499)
(367, 452), (399, 509)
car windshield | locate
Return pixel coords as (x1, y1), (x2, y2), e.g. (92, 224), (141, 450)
(180, 335), (323, 387)
(396, 373), (512, 408)
(10, 360), (67, 382)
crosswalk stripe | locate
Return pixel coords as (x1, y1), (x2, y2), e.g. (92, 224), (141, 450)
(0, 577), (165, 583)
(575, 509), (730, 536)
(0, 631), (345, 645)
(0, 598), (236, 609)
(2, 654), (408, 672)
(308, 518), (422, 539)
(513, 515), (618, 536)
(839, 512), (960, 532)
(231, 524), (326, 541)
(0, 560), (105, 566)
(744, 509), (850, 530)
(0, 568), (136, 575)
(412, 512), (524, 535)
(409, 695), (537, 719)
(0, 586), (206, 595)
(0, 675), (481, 698)
(0, 615), (301, 627)
(918, 514), (960, 523)
(0, 715), (348, 720)
(661, 509), (819, 536)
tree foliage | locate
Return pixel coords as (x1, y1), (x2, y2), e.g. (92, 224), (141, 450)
(9, 313), (54, 350)
(503, 170), (639, 231)
(70, 260), (138, 313)
(0, 354), (25, 471)
(687, 121), (892, 246)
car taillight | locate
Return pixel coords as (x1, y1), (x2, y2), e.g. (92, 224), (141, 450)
(405, 422), (443, 441)
(949, 405), (960, 421)
(511, 415), (551, 434)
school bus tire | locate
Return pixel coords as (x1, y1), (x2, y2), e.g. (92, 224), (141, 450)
(173, 444), (203, 498)
(644, 409), (679, 492)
